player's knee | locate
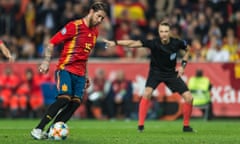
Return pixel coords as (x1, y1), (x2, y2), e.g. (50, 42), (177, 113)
(57, 95), (71, 105)
(143, 87), (153, 99)
(71, 98), (81, 110)
(71, 97), (81, 104)
(182, 91), (193, 103)
(142, 94), (152, 99)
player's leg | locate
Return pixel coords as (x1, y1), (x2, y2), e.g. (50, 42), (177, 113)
(138, 87), (153, 132)
(165, 77), (194, 132)
(51, 74), (85, 125)
(31, 95), (71, 139)
(31, 70), (73, 139)
(138, 70), (160, 132)
(45, 97), (81, 133)
(53, 97), (81, 123)
(182, 91), (194, 132)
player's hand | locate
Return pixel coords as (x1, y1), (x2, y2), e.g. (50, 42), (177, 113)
(7, 55), (15, 62)
(84, 77), (90, 89)
(176, 66), (184, 77)
(2, 49), (14, 62)
(102, 39), (116, 48)
(39, 60), (50, 73)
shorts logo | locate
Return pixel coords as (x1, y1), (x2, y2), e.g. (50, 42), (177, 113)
(170, 53), (176, 60)
(62, 84), (68, 92)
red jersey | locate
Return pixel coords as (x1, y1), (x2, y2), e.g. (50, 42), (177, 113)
(50, 19), (98, 76)
(0, 40), (3, 44)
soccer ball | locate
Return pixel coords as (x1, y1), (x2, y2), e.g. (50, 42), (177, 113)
(48, 121), (69, 140)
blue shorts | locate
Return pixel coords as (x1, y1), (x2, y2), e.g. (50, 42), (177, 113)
(55, 70), (86, 99)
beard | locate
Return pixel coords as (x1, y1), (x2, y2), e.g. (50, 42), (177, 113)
(89, 18), (99, 28)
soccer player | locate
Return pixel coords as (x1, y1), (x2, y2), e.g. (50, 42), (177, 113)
(31, 1), (108, 140)
(0, 40), (13, 61)
(103, 22), (194, 132)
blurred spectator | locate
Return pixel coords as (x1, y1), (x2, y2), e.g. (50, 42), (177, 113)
(36, 0), (59, 34)
(189, 38), (206, 62)
(24, 1), (36, 38)
(23, 68), (45, 118)
(72, 1), (87, 20)
(145, 18), (158, 37)
(105, 70), (133, 119)
(208, 18), (222, 40)
(155, 0), (175, 20)
(114, 21), (129, 40)
(0, 66), (20, 117)
(188, 69), (213, 120)
(231, 43), (240, 62)
(222, 28), (239, 62)
(194, 13), (209, 45)
(20, 37), (36, 59)
(0, 0), (20, 35)
(113, 0), (147, 27)
(174, 0), (193, 17)
(206, 35), (230, 62)
(231, 11), (240, 41)
(59, 1), (74, 26)
(194, 0), (208, 12)
(87, 68), (110, 120)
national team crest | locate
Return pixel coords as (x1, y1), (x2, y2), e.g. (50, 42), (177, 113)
(62, 84), (68, 92)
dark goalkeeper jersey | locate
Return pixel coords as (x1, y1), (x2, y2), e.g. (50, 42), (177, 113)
(141, 37), (188, 78)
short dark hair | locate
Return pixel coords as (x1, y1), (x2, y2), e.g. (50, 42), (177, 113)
(159, 22), (171, 28)
(90, 1), (108, 13)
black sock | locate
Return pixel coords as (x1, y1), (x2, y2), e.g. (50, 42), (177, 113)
(55, 101), (80, 123)
(46, 101), (80, 133)
(36, 98), (70, 130)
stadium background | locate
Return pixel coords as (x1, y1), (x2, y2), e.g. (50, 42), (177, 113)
(0, 0), (240, 120)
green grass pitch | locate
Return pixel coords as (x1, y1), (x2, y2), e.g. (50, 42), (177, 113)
(0, 119), (239, 144)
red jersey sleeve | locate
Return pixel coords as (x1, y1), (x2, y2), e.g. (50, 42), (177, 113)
(0, 40), (3, 44)
(50, 22), (76, 45)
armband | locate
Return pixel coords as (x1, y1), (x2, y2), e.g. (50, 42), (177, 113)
(181, 60), (187, 68)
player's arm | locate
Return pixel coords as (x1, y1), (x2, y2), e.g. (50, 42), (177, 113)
(39, 43), (54, 73)
(0, 41), (14, 62)
(85, 64), (90, 89)
(103, 39), (143, 48)
(177, 45), (190, 77)
(181, 45), (190, 67)
(39, 22), (76, 73)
